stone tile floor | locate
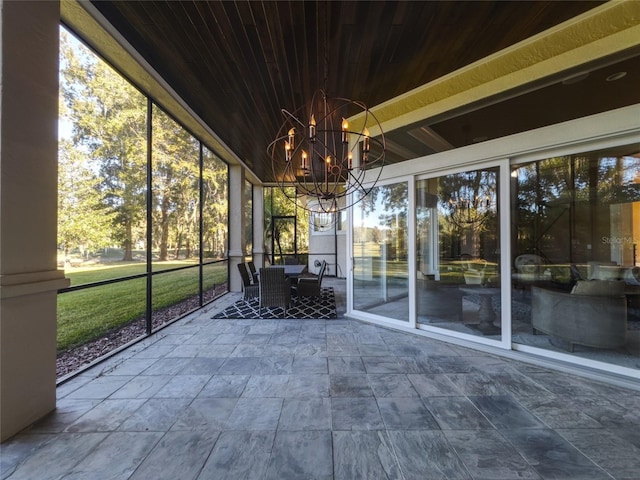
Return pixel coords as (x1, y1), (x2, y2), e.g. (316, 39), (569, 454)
(2, 287), (640, 479)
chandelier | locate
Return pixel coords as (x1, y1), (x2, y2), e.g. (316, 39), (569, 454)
(268, 88), (385, 214)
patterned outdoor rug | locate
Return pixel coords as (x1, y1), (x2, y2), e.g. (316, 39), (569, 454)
(212, 287), (337, 319)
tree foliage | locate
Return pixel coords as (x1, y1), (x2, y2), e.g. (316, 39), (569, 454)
(58, 28), (229, 263)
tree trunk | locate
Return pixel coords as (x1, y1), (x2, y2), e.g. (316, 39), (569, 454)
(159, 195), (170, 261)
(122, 217), (133, 261)
(174, 232), (182, 259)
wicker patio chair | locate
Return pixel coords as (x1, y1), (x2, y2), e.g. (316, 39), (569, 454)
(237, 263), (259, 300)
(297, 260), (327, 298)
(259, 267), (291, 317)
(247, 261), (259, 283)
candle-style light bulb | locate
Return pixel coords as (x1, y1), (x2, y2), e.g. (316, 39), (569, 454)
(361, 128), (370, 165)
(288, 128), (295, 151)
(347, 152), (353, 170)
(309, 115), (316, 142)
(284, 141), (291, 162)
(301, 150), (309, 171)
(342, 118), (349, 144)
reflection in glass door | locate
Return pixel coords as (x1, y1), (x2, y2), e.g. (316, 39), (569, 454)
(352, 182), (409, 321)
(416, 168), (501, 339)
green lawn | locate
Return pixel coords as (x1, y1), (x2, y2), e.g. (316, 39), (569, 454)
(57, 261), (228, 352)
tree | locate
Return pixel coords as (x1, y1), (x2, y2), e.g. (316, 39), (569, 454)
(60, 29), (147, 261)
(58, 139), (114, 257)
(151, 106), (204, 261)
(202, 148), (228, 259)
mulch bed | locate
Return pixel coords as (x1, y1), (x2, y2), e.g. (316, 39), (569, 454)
(56, 286), (226, 378)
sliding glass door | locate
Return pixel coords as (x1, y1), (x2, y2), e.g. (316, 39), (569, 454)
(416, 167), (501, 339)
(352, 182), (409, 321)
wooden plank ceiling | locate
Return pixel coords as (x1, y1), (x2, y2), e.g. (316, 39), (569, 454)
(88, 1), (616, 182)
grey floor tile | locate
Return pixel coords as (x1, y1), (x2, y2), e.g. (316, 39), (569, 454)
(292, 356), (328, 373)
(229, 343), (266, 357)
(241, 374), (289, 397)
(572, 395), (640, 429)
(388, 430), (472, 480)
(109, 375), (173, 399)
(294, 343), (328, 356)
(518, 395), (604, 429)
(155, 333), (196, 345)
(445, 371), (509, 396)
(353, 329), (386, 346)
(430, 356), (476, 373)
(327, 344), (361, 356)
(444, 429), (541, 480)
(171, 397), (238, 431)
(212, 333), (246, 344)
(2, 432), (108, 480)
(361, 356), (404, 373)
(10, 312), (639, 480)
(266, 431), (333, 480)
(165, 343), (207, 358)
(327, 332), (357, 346)
(368, 374), (419, 397)
(198, 374), (249, 397)
(118, 397), (191, 431)
(132, 343), (176, 359)
(395, 355), (444, 374)
(152, 374), (211, 399)
(377, 397), (440, 430)
(65, 376), (134, 399)
(423, 396), (493, 430)
(226, 397), (283, 430)
(248, 323), (278, 334)
(27, 399), (102, 433)
(62, 431), (163, 480)
(330, 374), (373, 397)
(0, 433), (56, 479)
(103, 357), (158, 376)
(198, 343), (237, 357)
(331, 397), (385, 430)
(333, 431), (401, 480)
(607, 426), (640, 449)
(385, 343), (426, 357)
(470, 395), (546, 430)
(558, 427), (640, 479)
(216, 356), (260, 375)
(500, 428), (611, 479)
(56, 375), (93, 400)
(328, 356), (366, 374)
(278, 398), (332, 430)
(526, 372), (607, 396)
(286, 374), (330, 397)
(488, 369), (553, 398)
(198, 430), (274, 479)
(256, 356), (294, 374)
(177, 357), (225, 375)
(358, 344), (390, 356)
(263, 343), (297, 356)
(130, 430), (219, 480)
(141, 357), (192, 376)
(407, 373), (462, 396)
(242, 333), (272, 345)
(66, 399), (146, 432)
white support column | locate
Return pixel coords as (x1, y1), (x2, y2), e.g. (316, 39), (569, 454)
(0, 0), (69, 442)
(228, 165), (245, 292)
(252, 185), (265, 269)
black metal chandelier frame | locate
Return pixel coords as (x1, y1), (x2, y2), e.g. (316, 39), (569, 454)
(268, 88), (385, 215)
